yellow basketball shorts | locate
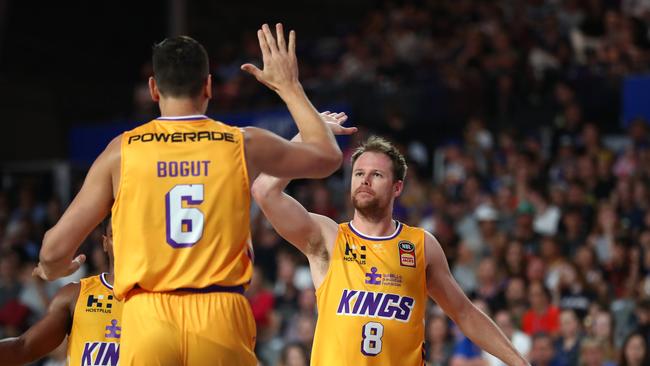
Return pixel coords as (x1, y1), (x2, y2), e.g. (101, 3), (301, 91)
(119, 289), (257, 366)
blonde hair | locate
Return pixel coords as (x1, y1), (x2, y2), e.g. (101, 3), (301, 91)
(350, 136), (407, 181)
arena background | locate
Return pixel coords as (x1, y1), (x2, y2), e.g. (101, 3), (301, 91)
(1, 1), (650, 365)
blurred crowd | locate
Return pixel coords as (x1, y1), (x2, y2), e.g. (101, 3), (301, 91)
(4, 0), (650, 365)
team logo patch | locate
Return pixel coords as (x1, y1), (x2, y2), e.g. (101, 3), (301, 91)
(398, 241), (416, 267)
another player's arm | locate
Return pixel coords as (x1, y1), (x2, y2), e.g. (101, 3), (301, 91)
(424, 232), (529, 366)
(0, 283), (78, 365)
(251, 112), (353, 257)
(241, 24), (341, 180)
(35, 136), (120, 281)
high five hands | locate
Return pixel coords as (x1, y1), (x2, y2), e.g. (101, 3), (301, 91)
(241, 23), (298, 95)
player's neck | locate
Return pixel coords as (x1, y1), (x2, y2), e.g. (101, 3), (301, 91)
(158, 97), (207, 117)
(105, 272), (114, 287)
(350, 213), (397, 238)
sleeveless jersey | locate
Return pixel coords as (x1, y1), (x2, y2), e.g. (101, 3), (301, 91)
(67, 273), (123, 366)
(311, 221), (427, 366)
(111, 116), (252, 299)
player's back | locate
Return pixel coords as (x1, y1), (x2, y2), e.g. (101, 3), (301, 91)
(67, 273), (123, 366)
(111, 115), (252, 299)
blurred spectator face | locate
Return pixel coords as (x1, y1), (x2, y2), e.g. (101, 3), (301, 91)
(540, 237), (560, 260)
(0, 250), (20, 281)
(559, 310), (579, 338)
(477, 258), (497, 286)
(554, 82), (574, 106)
(296, 314), (316, 346)
(527, 257), (546, 283)
(592, 312), (612, 339)
(623, 334), (646, 366)
(277, 252), (296, 284)
(575, 246), (595, 270)
(285, 346), (308, 366)
(427, 315), (449, 343)
(567, 184), (585, 206)
(506, 278), (527, 304)
(506, 241), (524, 270)
(351, 152), (402, 214)
(259, 221), (281, 249)
(494, 311), (514, 338)
(298, 288), (316, 313)
(580, 339), (605, 366)
(577, 155), (596, 181)
(531, 334), (555, 365)
(528, 282), (549, 310)
(564, 103), (582, 129)
(279, 343), (308, 366)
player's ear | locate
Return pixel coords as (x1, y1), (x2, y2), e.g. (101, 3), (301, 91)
(205, 74), (213, 99)
(394, 179), (403, 197)
(149, 77), (160, 102)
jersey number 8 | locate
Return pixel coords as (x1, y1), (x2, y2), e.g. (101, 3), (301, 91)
(361, 322), (384, 356)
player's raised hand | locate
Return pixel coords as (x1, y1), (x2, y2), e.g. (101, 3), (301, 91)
(32, 254), (86, 281)
(241, 23), (299, 95)
(319, 111), (357, 135)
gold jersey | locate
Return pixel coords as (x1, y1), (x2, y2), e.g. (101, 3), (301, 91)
(311, 221), (427, 366)
(111, 116), (252, 299)
(67, 273), (123, 366)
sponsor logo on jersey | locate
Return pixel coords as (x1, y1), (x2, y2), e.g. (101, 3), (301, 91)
(85, 294), (114, 314)
(80, 341), (119, 366)
(344, 241), (366, 265)
(364, 267), (402, 287)
(336, 289), (414, 322)
(398, 241), (415, 267)
(128, 131), (236, 144)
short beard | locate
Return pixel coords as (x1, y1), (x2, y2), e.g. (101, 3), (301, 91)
(352, 195), (385, 222)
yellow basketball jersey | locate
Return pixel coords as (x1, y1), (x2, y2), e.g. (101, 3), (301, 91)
(111, 116), (252, 299)
(67, 273), (123, 366)
(311, 221), (427, 366)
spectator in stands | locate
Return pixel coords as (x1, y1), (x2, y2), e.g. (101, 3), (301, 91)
(554, 310), (583, 366)
(425, 313), (455, 366)
(523, 282), (560, 336)
(619, 331), (649, 366)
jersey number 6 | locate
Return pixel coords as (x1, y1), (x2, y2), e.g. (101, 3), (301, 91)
(165, 184), (205, 248)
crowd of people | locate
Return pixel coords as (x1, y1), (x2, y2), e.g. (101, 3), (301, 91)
(3, 0), (650, 365)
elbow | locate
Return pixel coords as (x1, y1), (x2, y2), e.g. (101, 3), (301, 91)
(315, 147), (343, 177)
(39, 229), (64, 265)
(251, 181), (269, 205)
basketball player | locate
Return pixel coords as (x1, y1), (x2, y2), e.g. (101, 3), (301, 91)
(1, 220), (122, 366)
(33, 24), (342, 365)
(252, 128), (530, 366)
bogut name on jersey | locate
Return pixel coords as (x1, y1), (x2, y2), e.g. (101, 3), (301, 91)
(81, 342), (119, 366)
(336, 289), (414, 322)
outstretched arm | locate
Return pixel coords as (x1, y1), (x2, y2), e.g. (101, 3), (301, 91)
(0, 283), (78, 365)
(35, 136), (119, 281)
(241, 24), (342, 180)
(251, 112), (353, 251)
(424, 232), (529, 366)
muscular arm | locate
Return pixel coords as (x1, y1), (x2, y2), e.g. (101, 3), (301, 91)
(424, 232), (528, 366)
(37, 136), (120, 280)
(0, 283), (78, 365)
(244, 125), (341, 181)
